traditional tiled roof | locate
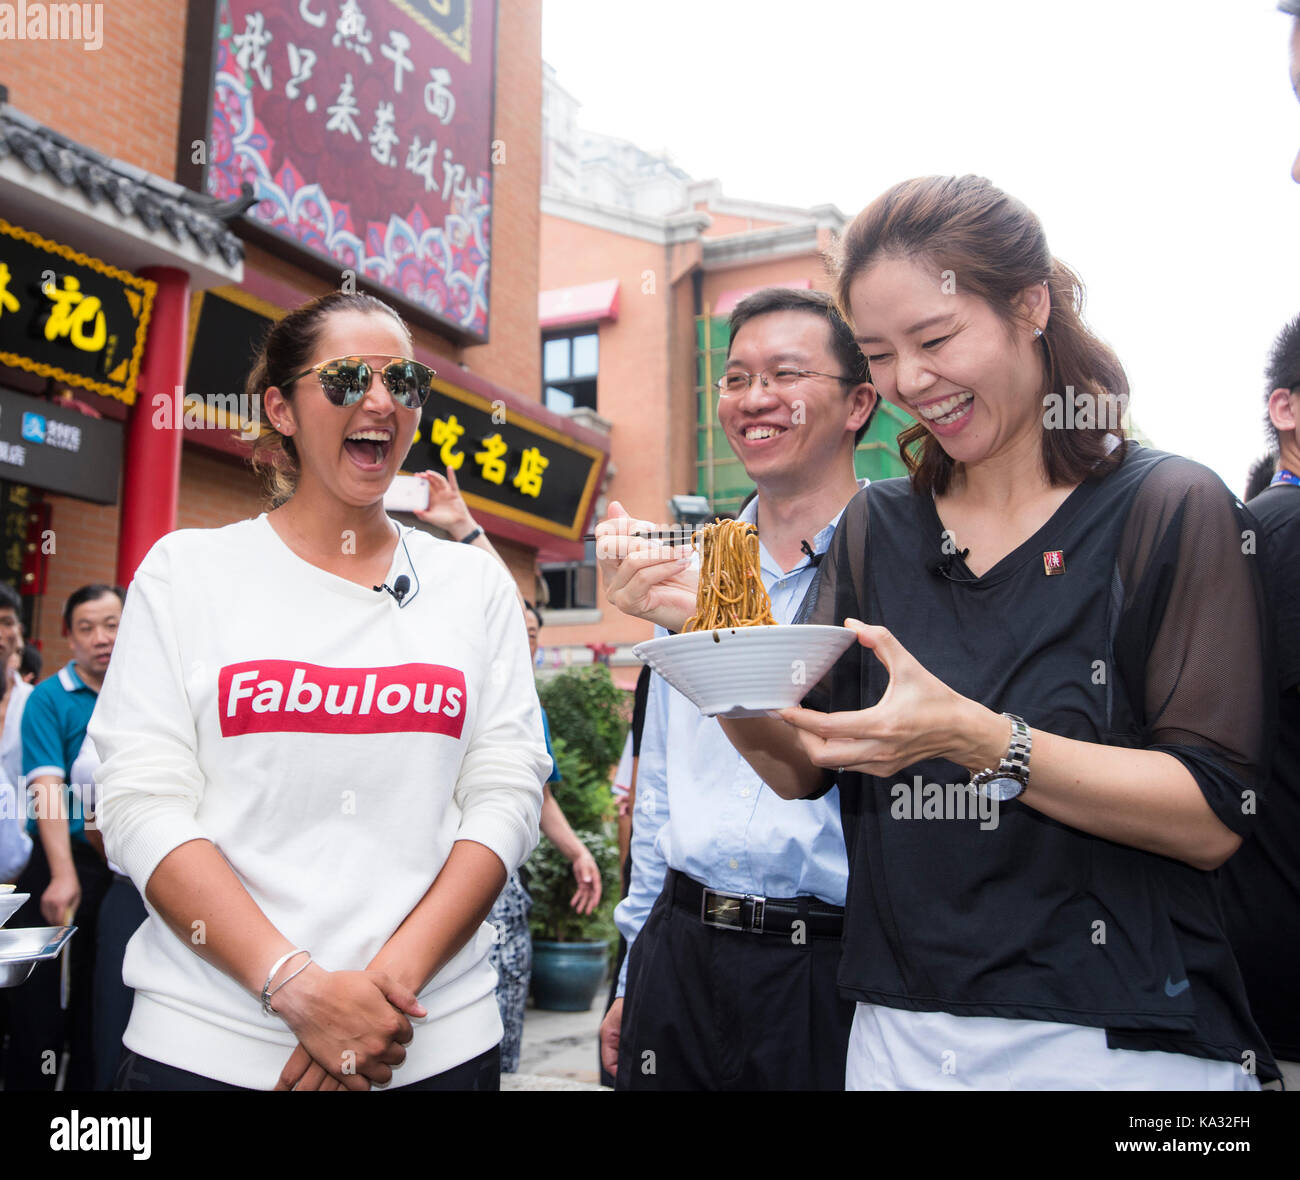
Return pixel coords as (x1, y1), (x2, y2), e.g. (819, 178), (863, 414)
(0, 95), (252, 268)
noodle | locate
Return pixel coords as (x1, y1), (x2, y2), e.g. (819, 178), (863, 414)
(682, 519), (776, 632)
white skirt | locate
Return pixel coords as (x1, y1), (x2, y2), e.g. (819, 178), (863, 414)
(847, 1002), (1262, 1091)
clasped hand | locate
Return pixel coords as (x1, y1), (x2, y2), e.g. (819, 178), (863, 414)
(270, 964), (427, 1092)
(776, 618), (999, 779)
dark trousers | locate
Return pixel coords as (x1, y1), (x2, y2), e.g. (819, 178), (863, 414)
(92, 874), (147, 1091)
(2, 836), (111, 1090)
(114, 1044), (501, 1091)
(615, 871), (855, 1090)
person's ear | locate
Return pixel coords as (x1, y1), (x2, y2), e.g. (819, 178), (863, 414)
(1015, 280), (1052, 336)
(846, 381), (877, 434)
(263, 386), (296, 437)
(1268, 386), (1298, 437)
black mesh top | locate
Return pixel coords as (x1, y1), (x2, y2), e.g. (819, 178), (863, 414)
(796, 442), (1276, 1079)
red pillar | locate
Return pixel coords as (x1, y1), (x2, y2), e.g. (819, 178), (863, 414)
(115, 266), (189, 586)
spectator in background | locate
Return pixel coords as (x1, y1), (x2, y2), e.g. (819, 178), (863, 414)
(412, 468), (601, 1072)
(482, 603), (602, 1073)
(600, 662), (651, 1089)
(19, 642), (42, 685)
(4, 583), (123, 1090)
(1219, 312), (1300, 1090)
(1246, 454), (1276, 501)
(0, 584), (33, 884)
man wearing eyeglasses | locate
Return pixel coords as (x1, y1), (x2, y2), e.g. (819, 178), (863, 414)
(596, 287), (875, 1089)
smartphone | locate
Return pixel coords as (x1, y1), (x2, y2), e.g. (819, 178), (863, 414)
(382, 473), (430, 513)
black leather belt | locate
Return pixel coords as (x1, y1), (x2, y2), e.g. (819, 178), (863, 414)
(670, 871), (844, 938)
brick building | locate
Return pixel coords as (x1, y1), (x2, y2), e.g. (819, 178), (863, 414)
(535, 66), (908, 687)
(0, 0), (602, 662)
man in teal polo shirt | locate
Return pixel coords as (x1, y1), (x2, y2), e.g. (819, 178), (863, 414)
(3, 584), (123, 1091)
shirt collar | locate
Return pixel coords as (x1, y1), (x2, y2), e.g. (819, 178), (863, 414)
(743, 478), (868, 577)
(57, 661), (92, 693)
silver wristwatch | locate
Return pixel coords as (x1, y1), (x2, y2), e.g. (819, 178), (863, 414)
(969, 713), (1032, 802)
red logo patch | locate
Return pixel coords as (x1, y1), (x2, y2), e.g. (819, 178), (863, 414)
(1042, 550), (1065, 575)
(218, 660), (467, 738)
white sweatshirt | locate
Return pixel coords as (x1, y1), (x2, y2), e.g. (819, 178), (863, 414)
(91, 515), (548, 1089)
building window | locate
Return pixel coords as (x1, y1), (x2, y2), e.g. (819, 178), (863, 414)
(540, 540), (598, 610)
(543, 329), (598, 413)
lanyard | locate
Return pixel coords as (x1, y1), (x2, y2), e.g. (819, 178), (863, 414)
(1270, 468), (1300, 488)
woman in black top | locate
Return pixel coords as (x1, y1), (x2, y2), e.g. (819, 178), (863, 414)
(720, 176), (1274, 1089)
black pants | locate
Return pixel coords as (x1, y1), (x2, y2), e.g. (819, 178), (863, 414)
(2, 836), (112, 1091)
(114, 1044), (501, 1091)
(92, 874), (147, 1091)
(615, 872), (855, 1090)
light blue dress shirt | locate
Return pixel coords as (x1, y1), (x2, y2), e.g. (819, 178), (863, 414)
(614, 484), (865, 995)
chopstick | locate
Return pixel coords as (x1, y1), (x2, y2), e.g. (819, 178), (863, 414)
(580, 529), (694, 544)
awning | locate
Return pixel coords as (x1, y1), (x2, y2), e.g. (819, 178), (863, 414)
(539, 278), (620, 330)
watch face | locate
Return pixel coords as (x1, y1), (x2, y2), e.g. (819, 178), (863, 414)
(980, 776), (1025, 802)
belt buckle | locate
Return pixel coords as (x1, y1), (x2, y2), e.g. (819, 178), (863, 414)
(701, 887), (745, 930)
(701, 888), (765, 933)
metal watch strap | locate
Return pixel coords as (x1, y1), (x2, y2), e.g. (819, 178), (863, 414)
(1001, 713), (1031, 783)
(969, 713), (1032, 794)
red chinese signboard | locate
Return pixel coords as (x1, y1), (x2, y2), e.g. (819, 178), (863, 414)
(180, 0), (497, 341)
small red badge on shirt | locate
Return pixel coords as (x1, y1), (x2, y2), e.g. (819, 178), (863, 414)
(1043, 550), (1065, 575)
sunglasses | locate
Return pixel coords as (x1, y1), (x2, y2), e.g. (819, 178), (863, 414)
(285, 355), (435, 409)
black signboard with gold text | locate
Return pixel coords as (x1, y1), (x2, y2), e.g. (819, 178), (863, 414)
(0, 219), (155, 405)
(405, 382), (603, 542)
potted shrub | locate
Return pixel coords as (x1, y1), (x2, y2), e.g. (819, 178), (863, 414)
(527, 666), (627, 1011)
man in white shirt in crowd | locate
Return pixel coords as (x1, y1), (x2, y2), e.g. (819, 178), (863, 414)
(596, 287), (876, 1089)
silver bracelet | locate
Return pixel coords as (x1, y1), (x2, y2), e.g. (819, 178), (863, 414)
(261, 948), (310, 1016)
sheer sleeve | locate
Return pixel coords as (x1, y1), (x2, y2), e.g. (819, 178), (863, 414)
(1114, 456), (1270, 837)
(794, 485), (871, 714)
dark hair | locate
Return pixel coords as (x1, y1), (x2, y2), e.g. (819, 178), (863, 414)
(19, 643), (42, 682)
(523, 600), (543, 628)
(833, 175), (1128, 495)
(1245, 453), (1277, 501)
(247, 292), (411, 504)
(727, 287), (877, 444)
(63, 583), (124, 632)
(1263, 313), (1300, 453)
(0, 581), (21, 617)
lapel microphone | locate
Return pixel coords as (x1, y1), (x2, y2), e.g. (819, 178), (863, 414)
(929, 548), (971, 581)
(374, 574), (411, 605)
(800, 539), (824, 567)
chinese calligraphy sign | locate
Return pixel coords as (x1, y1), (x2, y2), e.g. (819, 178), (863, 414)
(188, 0), (497, 341)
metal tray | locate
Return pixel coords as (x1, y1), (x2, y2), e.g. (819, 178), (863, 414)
(0, 925), (77, 988)
(0, 891), (29, 927)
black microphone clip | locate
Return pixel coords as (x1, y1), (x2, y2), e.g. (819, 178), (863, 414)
(374, 574), (411, 605)
(800, 539), (824, 567)
(930, 547), (970, 581)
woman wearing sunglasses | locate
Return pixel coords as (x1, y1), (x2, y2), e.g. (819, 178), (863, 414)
(91, 291), (549, 1090)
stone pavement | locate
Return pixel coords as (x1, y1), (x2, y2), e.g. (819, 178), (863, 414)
(501, 990), (611, 1092)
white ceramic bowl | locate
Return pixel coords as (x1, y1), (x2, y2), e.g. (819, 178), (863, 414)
(633, 624), (856, 718)
(0, 892), (29, 928)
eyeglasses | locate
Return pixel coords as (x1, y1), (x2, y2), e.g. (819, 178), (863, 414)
(285, 355), (436, 409)
(715, 367), (856, 397)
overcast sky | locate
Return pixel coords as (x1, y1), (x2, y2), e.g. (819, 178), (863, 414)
(542, 0), (1300, 495)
